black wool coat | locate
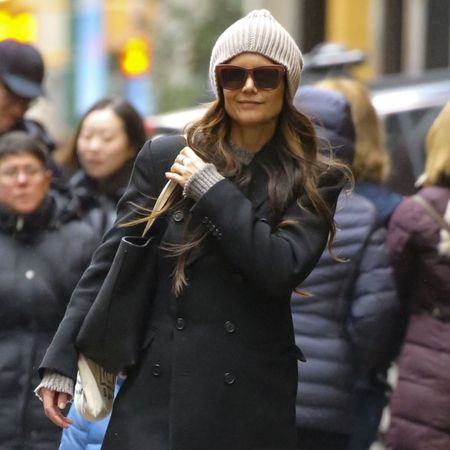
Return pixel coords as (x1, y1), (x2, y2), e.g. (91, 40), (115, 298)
(40, 135), (343, 450)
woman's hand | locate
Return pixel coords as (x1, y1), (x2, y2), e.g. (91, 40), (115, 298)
(165, 146), (206, 188)
(41, 387), (73, 428)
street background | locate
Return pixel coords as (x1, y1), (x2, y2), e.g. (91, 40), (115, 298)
(1, 0), (449, 146)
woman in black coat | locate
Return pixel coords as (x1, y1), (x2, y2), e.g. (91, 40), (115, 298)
(58, 97), (147, 237)
(0, 131), (98, 450)
(37, 10), (348, 450)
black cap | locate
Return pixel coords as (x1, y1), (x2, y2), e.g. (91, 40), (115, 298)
(0, 39), (45, 99)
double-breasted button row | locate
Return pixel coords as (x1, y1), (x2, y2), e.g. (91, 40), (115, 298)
(201, 216), (222, 240)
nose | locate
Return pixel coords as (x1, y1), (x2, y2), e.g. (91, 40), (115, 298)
(86, 136), (102, 152)
(242, 74), (257, 92)
(16, 170), (30, 184)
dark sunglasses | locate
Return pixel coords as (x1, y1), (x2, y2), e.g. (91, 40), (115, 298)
(216, 64), (286, 90)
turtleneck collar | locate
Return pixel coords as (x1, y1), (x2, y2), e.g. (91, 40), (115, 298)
(228, 140), (256, 166)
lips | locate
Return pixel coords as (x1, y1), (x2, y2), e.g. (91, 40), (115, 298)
(84, 159), (103, 167)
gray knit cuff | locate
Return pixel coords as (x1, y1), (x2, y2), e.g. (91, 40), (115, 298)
(34, 370), (74, 402)
(183, 163), (224, 201)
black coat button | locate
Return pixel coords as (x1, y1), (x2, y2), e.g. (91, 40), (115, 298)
(224, 321), (236, 333)
(152, 363), (161, 376)
(173, 210), (184, 222)
(224, 372), (235, 385)
(176, 317), (185, 330)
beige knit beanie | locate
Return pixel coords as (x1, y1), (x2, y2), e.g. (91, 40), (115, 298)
(209, 9), (303, 98)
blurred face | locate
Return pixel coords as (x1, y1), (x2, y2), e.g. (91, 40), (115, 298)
(219, 53), (285, 132)
(0, 82), (33, 132)
(0, 153), (52, 214)
(76, 108), (134, 180)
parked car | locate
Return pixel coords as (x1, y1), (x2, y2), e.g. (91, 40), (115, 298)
(146, 66), (450, 195)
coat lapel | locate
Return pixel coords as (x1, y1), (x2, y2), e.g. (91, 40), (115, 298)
(186, 163), (271, 268)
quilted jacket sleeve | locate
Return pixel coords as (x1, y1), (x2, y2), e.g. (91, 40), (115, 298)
(347, 219), (400, 373)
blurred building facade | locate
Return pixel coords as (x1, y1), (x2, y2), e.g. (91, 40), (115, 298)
(0, 0), (449, 140)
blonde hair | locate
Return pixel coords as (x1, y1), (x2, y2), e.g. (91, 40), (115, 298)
(423, 101), (450, 186)
(314, 78), (390, 183)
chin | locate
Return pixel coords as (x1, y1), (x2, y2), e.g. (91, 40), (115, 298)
(14, 205), (40, 215)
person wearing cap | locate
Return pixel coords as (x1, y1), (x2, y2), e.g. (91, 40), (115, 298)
(0, 131), (98, 449)
(36, 10), (349, 449)
(0, 39), (60, 174)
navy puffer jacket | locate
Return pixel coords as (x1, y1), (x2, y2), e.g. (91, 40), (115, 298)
(293, 193), (398, 433)
(292, 87), (399, 434)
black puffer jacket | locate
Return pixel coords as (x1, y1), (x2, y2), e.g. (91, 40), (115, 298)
(292, 86), (399, 434)
(0, 189), (98, 450)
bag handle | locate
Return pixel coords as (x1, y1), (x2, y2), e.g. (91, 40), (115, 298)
(142, 179), (178, 236)
(412, 195), (450, 233)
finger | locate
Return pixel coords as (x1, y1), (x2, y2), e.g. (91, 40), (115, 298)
(175, 154), (185, 164)
(57, 392), (72, 413)
(165, 172), (187, 187)
(179, 146), (193, 156)
(171, 162), (191, 175)
(42, 389), (72, 429)
(181, 147), (198, 159)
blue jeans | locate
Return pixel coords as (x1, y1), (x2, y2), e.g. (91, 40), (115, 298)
(349, 375), (390, 450)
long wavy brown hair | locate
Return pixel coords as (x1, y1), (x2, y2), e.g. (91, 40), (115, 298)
(130, 88), (349, 295)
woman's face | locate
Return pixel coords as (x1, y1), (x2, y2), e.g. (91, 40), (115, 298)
(77, 108), (134, 180)
(221, 53), (285, 132)
(0, 153), (51, 215)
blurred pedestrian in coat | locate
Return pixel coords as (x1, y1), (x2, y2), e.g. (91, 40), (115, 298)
(0, 39), (61, 178)
(36, 9), (349, 450)
(293, 86), (399, 450)
(315, 77), (403, 449)
(57, 97), (146, 237)
(386, 101), (450, 450)
(0, 131), (97, 450)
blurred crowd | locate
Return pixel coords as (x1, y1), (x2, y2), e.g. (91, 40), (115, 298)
(1, 35), (450, 450)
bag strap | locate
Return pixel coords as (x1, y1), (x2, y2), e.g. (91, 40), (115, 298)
(412, 195), (450, 233)
(142, 179), (178, 236)
(141, 135), (188, 236)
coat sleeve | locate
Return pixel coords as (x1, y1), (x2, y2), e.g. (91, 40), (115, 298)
(189, 169), (343, 297)
(385, 199), (418, 302)
(40, 139), (171, 380)
(346, 223), (400, 374)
